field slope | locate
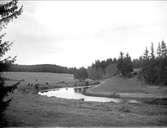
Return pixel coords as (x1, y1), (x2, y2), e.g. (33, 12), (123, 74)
(86, 76), (167, 99)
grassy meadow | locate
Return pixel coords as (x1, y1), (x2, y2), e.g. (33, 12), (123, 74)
(3, 72), (73, 85)
(86, 76), (167, 99)
(3, 72), (167, 126)
(3, 72), (74, 91)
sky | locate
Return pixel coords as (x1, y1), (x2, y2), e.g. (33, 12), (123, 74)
(3, 0), (167, 68)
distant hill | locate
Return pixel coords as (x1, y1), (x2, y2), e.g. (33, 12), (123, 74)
(5, 64), (73, 74)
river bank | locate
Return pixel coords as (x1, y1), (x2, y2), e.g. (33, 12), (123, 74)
(83, 76), (167, 105)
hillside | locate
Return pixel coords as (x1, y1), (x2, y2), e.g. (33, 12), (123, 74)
(5, 64), (72, 74)
(85, 76), (167, 99)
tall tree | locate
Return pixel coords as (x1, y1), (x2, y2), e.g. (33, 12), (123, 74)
(117, 52), (133, 77)
(117, 52), (124, 75)
(0, 0), (22, 126)
(161, 40), (167, 58)
(157, 42), (161, 57)
(150, 42), (155, 60)
(125, 53), (133, 72)
(143, 47), (149, 61)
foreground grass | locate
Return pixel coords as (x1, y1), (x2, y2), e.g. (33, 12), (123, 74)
(4, 88), (167, 126)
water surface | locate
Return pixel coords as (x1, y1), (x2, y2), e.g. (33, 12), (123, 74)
(39, 86), (121, 103)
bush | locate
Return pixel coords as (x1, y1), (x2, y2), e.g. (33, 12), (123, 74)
(18, 83), (39, 94)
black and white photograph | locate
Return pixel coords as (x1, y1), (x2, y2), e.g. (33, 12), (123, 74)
(0, 0), (167, 127)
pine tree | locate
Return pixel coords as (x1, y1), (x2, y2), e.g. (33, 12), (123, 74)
(161, 40), (167, 58)
(150, 42), (155, 60)
(143, 47), (149, 60)
(157, 42), (161, 57)
(117, 52), (124, 75)
(117, 52), (133, 77)
(125, 53), (133, 72)
(0, 0), (22, 126)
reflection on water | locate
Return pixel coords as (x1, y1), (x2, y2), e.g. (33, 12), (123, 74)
(39, 87), (121, 103)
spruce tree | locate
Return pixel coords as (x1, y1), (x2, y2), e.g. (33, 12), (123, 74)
(117, 52), (133, 77)
(161, 40), (167, 58)
(150, 42), (155, 60)
(125, 53), (133, 73)
(157, 42), (161, 57)
(117, 52), (124, 75)
(0, 0), (22, 126)
(143, 47), (149, 61)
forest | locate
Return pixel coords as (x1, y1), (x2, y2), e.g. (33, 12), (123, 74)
(74, 41), (167, 86)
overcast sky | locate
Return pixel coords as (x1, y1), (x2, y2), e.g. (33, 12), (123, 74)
(4, 1), (167, 68)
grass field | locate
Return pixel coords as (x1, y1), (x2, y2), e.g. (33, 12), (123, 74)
(3, 72), (74, 84)
(3, 72), (167, 126)
(3, 72), (74, 91)
(86, 76), (167, 99)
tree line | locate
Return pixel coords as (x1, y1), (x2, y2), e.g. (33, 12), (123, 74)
(74, 41), (167, 86)
(74, 58), (118, 80)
